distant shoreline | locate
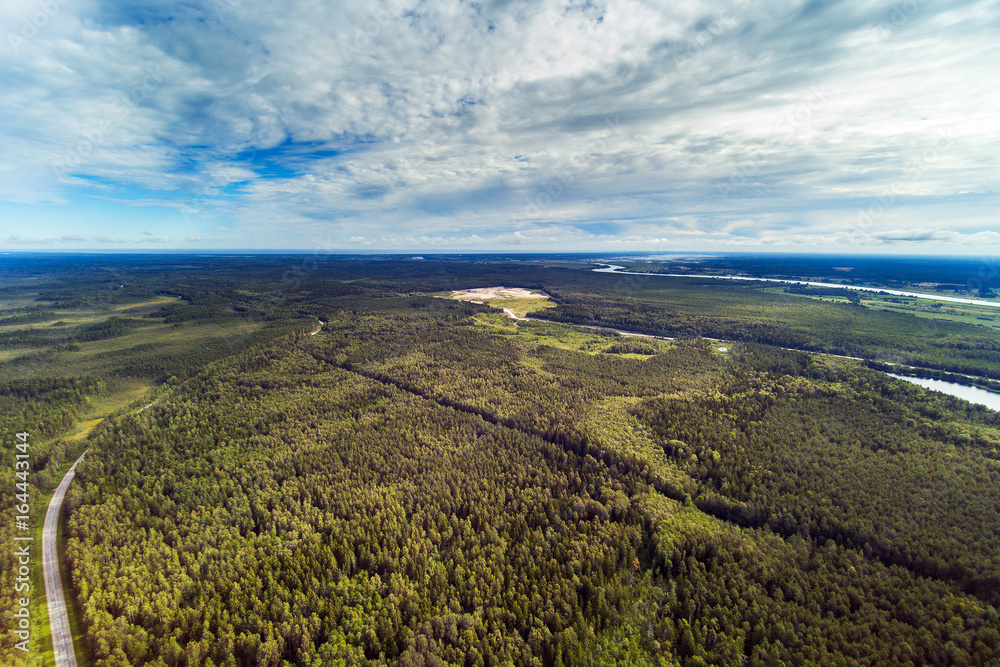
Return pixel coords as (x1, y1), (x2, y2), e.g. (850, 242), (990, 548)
(593, 265), (1000, 309)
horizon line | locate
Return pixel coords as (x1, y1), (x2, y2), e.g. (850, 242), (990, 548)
(1, 249), (995, 258)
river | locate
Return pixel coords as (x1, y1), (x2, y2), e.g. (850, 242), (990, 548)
(593, 265), (1000, 309)
(592, 264), (1000, 409)
(887, 374), (1000, 411)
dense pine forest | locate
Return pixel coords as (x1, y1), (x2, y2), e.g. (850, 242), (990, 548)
(2, 254), (1000, 666)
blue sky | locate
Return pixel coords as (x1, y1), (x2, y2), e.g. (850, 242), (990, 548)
(1, 0), (998, 252)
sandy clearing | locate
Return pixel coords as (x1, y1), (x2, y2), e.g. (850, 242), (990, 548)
(450, 287), (550, 301)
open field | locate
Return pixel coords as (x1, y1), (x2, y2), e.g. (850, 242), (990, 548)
(111, 297), (180, 312)
(761, 286), (1000, 331)
(473, 314), (673, 356)
(449, 286), (550, 301)
(0, 318), (272, 382)
(444, 286), (556, 319)
(0, 297), (182, 332)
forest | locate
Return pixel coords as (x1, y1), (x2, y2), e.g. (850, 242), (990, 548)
(602, 254), (1000, 296)
(534, 274), (1000, 381)
(2, 253), (1000, 666)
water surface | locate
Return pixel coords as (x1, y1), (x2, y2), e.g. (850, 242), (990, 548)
(594, 265), (1000, 309)
(888, 374), (1000, 411)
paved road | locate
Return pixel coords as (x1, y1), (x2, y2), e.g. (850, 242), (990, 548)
(43, 450), (86, 667)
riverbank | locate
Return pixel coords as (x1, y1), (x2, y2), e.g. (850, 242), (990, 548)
(888, 374), (1000, 411)
(593, 265), (1000, 309)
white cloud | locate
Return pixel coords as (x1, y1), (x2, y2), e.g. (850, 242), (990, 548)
(1, 0), (998, 250)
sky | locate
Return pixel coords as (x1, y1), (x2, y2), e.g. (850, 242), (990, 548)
(1, 0), (998, 253)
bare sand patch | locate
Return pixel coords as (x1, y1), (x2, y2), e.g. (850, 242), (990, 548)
(448, 287), (553, 322)
(450, 287), (550, 301)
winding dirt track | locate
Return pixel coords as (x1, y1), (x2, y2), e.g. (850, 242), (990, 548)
(43, 450), (86, 667)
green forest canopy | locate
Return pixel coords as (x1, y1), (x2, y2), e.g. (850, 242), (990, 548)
(1, 255), (999, 666)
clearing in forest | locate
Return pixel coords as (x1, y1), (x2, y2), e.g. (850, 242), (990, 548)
(450, 286), (548, 300)
(447, 286), (554, 319)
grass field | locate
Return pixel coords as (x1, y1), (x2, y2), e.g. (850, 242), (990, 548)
(474, 315), (676, 357)
(0, 319), (267, 381)
(0, 297), (183, 331)
(111, 297), (179, 312)
(864, 298), (1000, 330)
(584, 396), (695, 495)
(761, 287), (1000, 331)
(438, 285), (653, 355)
(491, 296), (556, 318)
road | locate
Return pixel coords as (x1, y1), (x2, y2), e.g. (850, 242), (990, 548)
(39, 321), (315, 665)
(310, 320), (325, 335)
(43, 450), (86, 667)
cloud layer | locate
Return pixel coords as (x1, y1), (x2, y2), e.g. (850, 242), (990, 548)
(1, 0), (998, 251)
